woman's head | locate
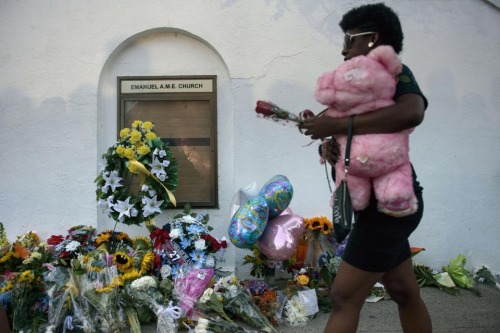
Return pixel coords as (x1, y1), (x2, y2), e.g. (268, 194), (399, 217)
(339, 3), (404, 59)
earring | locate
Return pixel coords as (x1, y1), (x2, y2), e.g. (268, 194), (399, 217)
(368, 42), (374, 48)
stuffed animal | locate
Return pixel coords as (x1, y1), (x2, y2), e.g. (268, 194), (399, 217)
(315, 45), (417, 217)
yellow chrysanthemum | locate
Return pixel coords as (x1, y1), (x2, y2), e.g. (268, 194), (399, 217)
(113, 251), (135, 273)
(120, 128), (131, 139)
(116, 145), (125, 156)
(129, 130), (142, 144)
(142, 121), (153, 131)
(123, 147), (135, 160)
(145, 132), (156, 140)
(132, 120), (143, 129)
(137, 145), (151, 156)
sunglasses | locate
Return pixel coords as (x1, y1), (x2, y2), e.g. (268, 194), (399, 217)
(343, 31), (375, 49)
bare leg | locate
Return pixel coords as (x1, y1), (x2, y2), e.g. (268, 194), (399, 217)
(381, 258), (432, 333)
(323, 260), (383, 333)
(0, 307), (10, 333)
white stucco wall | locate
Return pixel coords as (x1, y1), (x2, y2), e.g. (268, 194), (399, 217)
(0, 0), (499, 275)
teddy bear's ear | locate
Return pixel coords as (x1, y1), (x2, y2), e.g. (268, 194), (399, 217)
(367, 45), (402, 76)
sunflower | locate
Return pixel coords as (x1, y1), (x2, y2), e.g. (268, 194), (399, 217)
(113, 251), (135, 273)
(139, 251), (154, 274)
(321, 218), (333, 235)
(95, 231), (112, 246)
(305, 216), (330, 231)
(120, 270), (141, 284)
(132, 236), (153, 252)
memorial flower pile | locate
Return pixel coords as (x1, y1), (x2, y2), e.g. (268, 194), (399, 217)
(148, 205), (227, 276)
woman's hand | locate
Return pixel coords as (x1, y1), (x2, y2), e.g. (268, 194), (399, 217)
(320, 138), (341, 166)
(298, 114), (339, 140)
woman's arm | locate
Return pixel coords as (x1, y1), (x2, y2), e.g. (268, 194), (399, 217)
(298, 93), (426, 140)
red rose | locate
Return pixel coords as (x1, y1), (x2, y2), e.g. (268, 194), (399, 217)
(47, 235), (64, 246)
(255, 100), (278, 116)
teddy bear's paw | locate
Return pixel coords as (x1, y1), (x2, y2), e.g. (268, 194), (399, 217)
(378, 199), (417, 217)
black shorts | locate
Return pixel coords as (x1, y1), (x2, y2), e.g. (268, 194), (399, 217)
(342, 170), (424, 273)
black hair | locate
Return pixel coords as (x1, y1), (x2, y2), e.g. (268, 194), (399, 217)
(339, 3), (404, 53)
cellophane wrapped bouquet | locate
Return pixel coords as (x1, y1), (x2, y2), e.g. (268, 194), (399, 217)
(124, 275), (182, 333)
(213, 274), (277, 333)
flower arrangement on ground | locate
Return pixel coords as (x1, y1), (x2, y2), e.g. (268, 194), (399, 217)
(96, 120), (178, 226)
(148, 205), (227, 276)
(213, 274), (277, 333)
(242, 245), (276, 279)
(0, 230), (52, 332)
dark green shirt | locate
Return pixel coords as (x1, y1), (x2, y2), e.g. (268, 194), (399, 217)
(395, 64), (428, 110)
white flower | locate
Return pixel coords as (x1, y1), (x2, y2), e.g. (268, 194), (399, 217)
(170, 228), (182, 239)
(148, 156), (167, 178)
(102, 170), (123, 193)
(113, 197), (134, 220)
(131, 276), (157, 291)
(158, 173), (167, 181)
(227, 284), (239, 298)
(194, 239), (206, 250)
(142, 195), (164, 217)
(285, 295), (309, 326)
(148, 189), (157, 197)
(141, 184), (150, 192)
(153, 148), (160, 155)
(198, 288), (214, 304)
(160, 265), (172, 279)
(159, 150), (167, 158)
(205, 254), (215, 268)
(65, 240), (81, 252)
(130, 207), (139, 217)
(162, 160), (171, 167)
(182, 215), (197, 224)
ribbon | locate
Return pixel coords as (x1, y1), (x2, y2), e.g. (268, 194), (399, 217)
(62, 315), (74, 333)
(156, 301), (182, 333)
(150, 227), (170, 271)
(129, 159), (176, 207)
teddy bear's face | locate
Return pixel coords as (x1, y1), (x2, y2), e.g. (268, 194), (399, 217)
(329, 56), (397, 111)
(315, 45), (402, 115)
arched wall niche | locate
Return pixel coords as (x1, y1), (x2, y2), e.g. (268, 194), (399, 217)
(96, 27), (234, 237)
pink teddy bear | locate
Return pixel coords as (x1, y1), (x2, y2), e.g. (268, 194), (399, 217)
(315, 45), (417, 217)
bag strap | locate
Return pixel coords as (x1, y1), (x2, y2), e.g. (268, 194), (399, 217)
(344, 115), (354, 174)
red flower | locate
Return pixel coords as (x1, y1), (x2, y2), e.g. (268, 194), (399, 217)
(255, 100), (278, 116)
(47, 235), (65, 246)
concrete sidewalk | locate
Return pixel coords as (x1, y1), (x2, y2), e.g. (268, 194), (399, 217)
(278, 284), (500, 333)
(134, 284), (500, 332)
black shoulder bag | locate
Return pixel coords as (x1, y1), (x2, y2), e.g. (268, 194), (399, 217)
(332, 115), (354, 244)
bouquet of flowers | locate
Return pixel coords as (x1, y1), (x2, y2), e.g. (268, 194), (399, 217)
(189, 317), (252, 333)
(0, 230), (52, 331)
(213, 274), (277, 333)
(95, 120), (178, 226)
(47, 225), (97, 267)
(174, 267), (214, 317)
(149, 205), (227, 276)
(124, 275), (182, 333)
